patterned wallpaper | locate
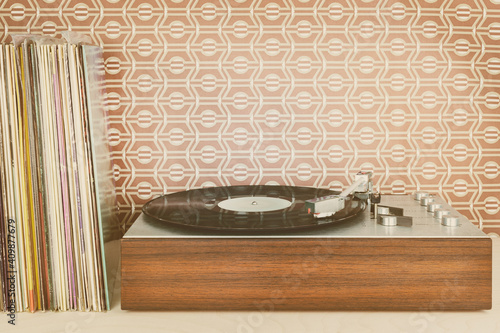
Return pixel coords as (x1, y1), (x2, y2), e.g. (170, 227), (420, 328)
(1, 0), (499, 235)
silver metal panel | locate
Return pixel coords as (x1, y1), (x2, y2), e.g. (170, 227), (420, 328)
(124, 194), (489, 239)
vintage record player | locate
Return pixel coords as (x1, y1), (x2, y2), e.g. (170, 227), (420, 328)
(121, 172), (492, 311)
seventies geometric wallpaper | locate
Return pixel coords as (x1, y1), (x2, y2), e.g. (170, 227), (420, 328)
(1, 0), (499, 235)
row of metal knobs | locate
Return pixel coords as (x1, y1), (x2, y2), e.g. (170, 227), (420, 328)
(413, 191), (460, 227)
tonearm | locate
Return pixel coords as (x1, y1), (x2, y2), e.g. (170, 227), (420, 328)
(305, 171), (374, 218)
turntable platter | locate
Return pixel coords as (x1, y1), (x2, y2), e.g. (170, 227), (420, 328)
(142, 185), (365, 231)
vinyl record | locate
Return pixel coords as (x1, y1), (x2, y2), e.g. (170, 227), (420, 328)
(142, 185), (365, 232)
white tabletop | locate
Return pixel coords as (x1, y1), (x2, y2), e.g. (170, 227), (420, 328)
(2, 237), (498, 333)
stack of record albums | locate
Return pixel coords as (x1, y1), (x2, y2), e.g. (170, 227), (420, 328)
(0, 34), (119, 313)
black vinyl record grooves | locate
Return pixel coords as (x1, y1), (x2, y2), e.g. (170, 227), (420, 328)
(142, 185), (365, 232)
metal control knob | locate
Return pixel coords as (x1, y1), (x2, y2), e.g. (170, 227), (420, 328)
(413, 191), (429, 201)
(378, 206), (390, 215)
(427, 203), (442, 213)
(420, 196), (435, 206)
(442, 215), (460, 227)
(381, 215), (398, 226)
(434, 209), (451, 220)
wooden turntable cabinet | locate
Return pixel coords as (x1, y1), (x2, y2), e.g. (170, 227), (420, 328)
(121, 191), (492, 311)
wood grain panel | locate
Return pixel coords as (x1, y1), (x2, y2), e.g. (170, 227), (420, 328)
(121, 238), (492, 311)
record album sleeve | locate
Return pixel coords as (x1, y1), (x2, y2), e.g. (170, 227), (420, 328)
(82, 45), (120, 311)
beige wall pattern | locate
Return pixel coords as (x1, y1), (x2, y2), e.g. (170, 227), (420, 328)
(1, 0), (499, 235)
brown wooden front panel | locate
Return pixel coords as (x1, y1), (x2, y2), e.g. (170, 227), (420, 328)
(121, 238), (492, 311)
